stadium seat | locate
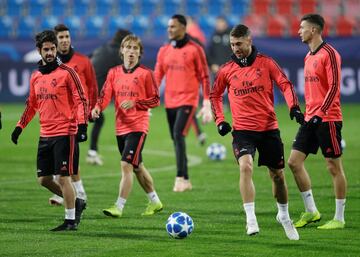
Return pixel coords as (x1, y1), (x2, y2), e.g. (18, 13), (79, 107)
(85, 15), (106, 38)
(139, 0), (159, 16)
(336, 16), (356, 37)
(198, 15), (216, 38)
(274, 0), (295, 15)
(185, 0), (204, 16)
(6, 0), (26, 16)
(162, 0), (182, 16)
(130, 15), (149, 36)
(28, 0), (49, 16)
(108, 16), (129, 36)
(49, 0), (71, 16)
(94, 0), (114, 16)
(16, 16), (37, 39)
(250, 0), (272, 15)
(0, 15), (14, 38)
(153, 15), (170, 37)
(298, 0), (317, 15)
(266, 16), (287, 37)
(63, 16), (84, 38)
(72, 0), (93, 16)
(208, 0), (224, 15)
(289, 15), (301, 37)
(319, 0), (341, 19)
(242, 14), (266, 36)
(343, 0), (360, 19)
(39, 15), (61, 31)
(119, 0), (136, 15)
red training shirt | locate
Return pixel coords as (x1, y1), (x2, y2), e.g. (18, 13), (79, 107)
(96, 64), (160, 135)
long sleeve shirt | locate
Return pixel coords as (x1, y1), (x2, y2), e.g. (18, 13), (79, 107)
(96, 64), (160, 135)
(303, 42), (342, 122)
(17, 62), (88, 137)
(210, 51), (299, 131)
(154, 37), (210, 108)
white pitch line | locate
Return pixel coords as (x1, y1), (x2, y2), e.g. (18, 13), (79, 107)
(0, 148), (203, 185)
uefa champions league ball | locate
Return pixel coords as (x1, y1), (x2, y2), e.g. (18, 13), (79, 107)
(206, 143), (226, 161)
(166, 212), (194, 239)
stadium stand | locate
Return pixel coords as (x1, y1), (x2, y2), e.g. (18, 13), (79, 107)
(0, 0), (359, 39)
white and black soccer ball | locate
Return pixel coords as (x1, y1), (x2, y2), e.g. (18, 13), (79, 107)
(206, 143), (226, 161)
(166, 212), (194, 239)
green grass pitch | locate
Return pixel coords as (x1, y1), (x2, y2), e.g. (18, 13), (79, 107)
(0, 103), (359, 257)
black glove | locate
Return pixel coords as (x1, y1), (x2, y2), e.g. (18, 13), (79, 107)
(290, 106), (305, 125)
(217, 121), (232, 136)
(11, 126), (22, 144)
(306, 115), (322, 130)
(76, 124), (87, 142)
(0, 112), (2, 130)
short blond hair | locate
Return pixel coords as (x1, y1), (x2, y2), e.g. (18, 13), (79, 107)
(120, 34), (144, 59)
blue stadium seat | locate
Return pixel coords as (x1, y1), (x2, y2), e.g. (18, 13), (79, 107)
(130, 15), (149, 36)
(49, 0), (70, 16)
(208, 0), (225, 15)
(140, 0), (159, 15)
(6, 0), (26, 16)
(0, 16), (14, 38)
(16, 16), (37, 39)
(85, 16), (106, 38)
(230, 0), (249, 16)
(163, 0), (181, 16)
(28, 0), (49, 16)
(63, 16), (84, 38)
(119, 0), (136, 15)
(39, 16), (61, 31)
(185, 0), (204, 16)
(94, 0), (115, 16)
(72, 0), (92, 16)
(108, 16), (129, 36)
(198, 15), (216, 37)
(153, 15), (169, 37)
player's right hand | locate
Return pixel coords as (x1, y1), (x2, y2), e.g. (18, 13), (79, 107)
(11, 126), (22, 144)
(91, 107), (101, 119)
(76, 124), (88, 142)
(290, 106), (305, 125)
(217, 121), (232, 136)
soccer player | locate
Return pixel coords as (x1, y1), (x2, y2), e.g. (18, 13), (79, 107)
(210, 24), (303, 240)
(11, 30), (88, 231)
(87, 29), (131, 166)
(91, 35), (163, 217)
(288, 14), (347, 230)
(47, 24), (98, 210)
(154, 14), (212, 192)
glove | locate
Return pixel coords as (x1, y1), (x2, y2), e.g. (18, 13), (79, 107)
(306, 115), (322, 130)
(11, 126), (22, 144)
(217, 121), (232, 136)
(289, 106), (305, 125)
(76, 124), (87, 142)
(0, 112), (2, 130)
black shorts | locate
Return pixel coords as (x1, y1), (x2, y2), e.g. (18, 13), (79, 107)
(116, 132), (147, 168)
(166, 106), (196, 138)
(292, 121), (343, 158)
(232, 129), (285, 169)
(37, 135), (79, 177)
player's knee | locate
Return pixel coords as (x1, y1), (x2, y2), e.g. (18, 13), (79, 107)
(271, 170), (285, 184)
(121, 161), (133, 172)
(37, 176), (52, 187)
(239, 162), (253, 175)
(287, 157), (299, 172)
(326, 159), (339, 176)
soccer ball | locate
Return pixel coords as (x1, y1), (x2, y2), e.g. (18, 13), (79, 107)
(206, 143), (226, 161)
(166, 212), (194, 239)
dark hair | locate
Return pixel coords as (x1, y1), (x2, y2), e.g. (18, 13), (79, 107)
(113, 29), (132, 44)
(230, 24), (251, 38)
(301, 14), (325, 31)
(54, 24), (70, 35)
(171, 14), (187, 27)
(35, 30), (57, 48)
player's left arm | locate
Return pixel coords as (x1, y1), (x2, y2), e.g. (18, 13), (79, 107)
(67, 70), (88, 125)
(134, 70), (160, 110)
(194, 46), (212, 123)
(85, 58), (98, 111)
(318, 52), (341, 117)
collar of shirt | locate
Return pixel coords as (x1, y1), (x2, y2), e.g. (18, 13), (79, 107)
(122, 62), (140, 73)
(37, 57), (60, 74)
(231, 45), (258, 67)
(310, 41), (326, 55)
(57, 47), (74, 63)
(170, 34), (190, 48)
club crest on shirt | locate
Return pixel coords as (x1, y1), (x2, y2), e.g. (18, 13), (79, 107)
(133, 77), (139, 85)
(51, 78), (57, 87)
(313, 60), (318, 69)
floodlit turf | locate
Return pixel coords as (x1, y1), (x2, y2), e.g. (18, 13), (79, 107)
(0, 104), (359, 257)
